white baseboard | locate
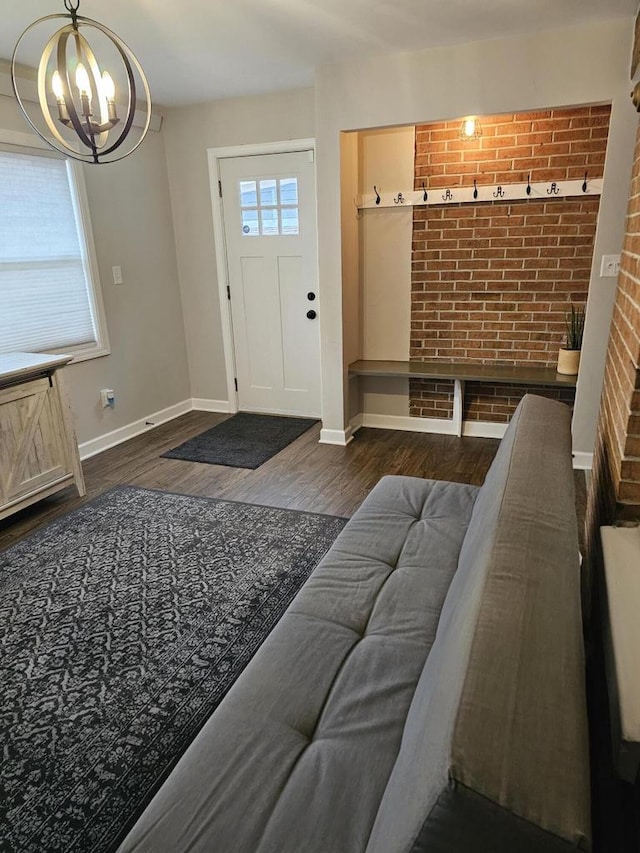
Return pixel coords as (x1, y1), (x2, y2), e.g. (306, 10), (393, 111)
(462, 421), (508, 439)
(357, 413), (458, 435)
(354, 412), (507, 438)
(192, 398), (232, 413)
(319, 426), (354, 446)
(572, 451), (593, 471)
(79, 399), (192, 460)
(352, 413), (506, 439)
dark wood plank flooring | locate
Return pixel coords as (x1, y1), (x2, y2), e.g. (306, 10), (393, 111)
(1, 411), (503, 550)
(0, 410), (588, 550)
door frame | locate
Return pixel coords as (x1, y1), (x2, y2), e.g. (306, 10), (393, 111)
(207, 138), (319, 416)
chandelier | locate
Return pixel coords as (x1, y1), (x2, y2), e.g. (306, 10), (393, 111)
(11, 0), (151, 165)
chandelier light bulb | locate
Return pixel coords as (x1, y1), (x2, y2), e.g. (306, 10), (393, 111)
(101, 71), (115, 101)
(51, 69), (64, 99)
(75, 63), (91, 98)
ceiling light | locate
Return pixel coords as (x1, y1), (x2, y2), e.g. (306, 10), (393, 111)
(460, 117), (482, 140)
(11, 0), (151, 165)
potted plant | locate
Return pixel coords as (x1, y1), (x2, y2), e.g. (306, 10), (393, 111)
(557, 305), (585, 375)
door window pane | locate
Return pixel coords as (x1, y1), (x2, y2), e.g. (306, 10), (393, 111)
(241, 208), (259, 236)
(281, 207), (299, 235)
(261, 208), (279, 235)
(238, 175), (299, 237)
(239, 181), (257, 206)
(259, 180), (277, 206)
(279, 178), (298, 205)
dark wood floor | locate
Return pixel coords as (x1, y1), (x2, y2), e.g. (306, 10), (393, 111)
(1, 411), (590, 549)
(0, 411), (506, 550)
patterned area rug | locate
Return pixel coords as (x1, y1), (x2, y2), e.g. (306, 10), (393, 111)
(161, 412), (318, 468)
(0, 487), (346, 853)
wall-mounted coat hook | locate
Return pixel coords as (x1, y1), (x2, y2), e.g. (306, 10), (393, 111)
(394, 192), (405, 204)
(493, 186), (505, 199)
(473, 179), (478, 200)
(374, 185), (381, 205)
(582, 172), (588, 193)
(442, 189), (454, 201)
(547, 182), (560, 195)
(526, 174), (532, 196)
(422, 183), (428, 202)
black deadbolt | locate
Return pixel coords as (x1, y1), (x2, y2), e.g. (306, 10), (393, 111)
(307, 292), (316, 301)
(306, 309), (317, 320)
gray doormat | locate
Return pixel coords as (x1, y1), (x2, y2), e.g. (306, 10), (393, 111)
(0, 486), (346, 852)
(161, 412), (318, 469)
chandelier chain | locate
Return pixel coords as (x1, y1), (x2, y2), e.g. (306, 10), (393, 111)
(63, 0), (80, 26)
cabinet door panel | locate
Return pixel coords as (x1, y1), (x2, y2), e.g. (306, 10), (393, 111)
(0, 380), (69, 505)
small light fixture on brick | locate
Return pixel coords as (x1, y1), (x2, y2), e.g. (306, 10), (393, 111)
(11, 0), (151, 164)
(459, 117), (482, 140)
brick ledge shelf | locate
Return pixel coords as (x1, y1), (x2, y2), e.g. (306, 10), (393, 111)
(348, 359), (576, 437)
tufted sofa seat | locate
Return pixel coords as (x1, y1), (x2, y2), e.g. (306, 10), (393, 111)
(120, 394), (590, 853)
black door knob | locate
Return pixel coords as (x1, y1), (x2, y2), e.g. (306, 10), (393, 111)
(307, 292), (316, 301)
(306, 309), (317, 320)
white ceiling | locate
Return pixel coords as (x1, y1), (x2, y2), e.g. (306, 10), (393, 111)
(2, 0), (638, 107)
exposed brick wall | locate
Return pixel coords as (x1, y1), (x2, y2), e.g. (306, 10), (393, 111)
(411, 379), (576, 423)
(587, 122), (640, 564)
(410, 106), (610, 422)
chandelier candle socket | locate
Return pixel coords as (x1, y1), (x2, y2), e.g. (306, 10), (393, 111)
(11, 0), (151, 164)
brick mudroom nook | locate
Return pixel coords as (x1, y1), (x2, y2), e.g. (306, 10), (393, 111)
(410, 106), (611, 423)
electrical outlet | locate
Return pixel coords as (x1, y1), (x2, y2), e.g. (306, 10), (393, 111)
(100, 388), (115, 408)
(600, 254), (620, 278)
(112, 265), (123, 285)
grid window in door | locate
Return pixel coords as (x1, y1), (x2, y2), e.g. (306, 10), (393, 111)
(239, 177), (299, 236)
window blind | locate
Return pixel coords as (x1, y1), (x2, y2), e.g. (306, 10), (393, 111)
(0, 149), (97, 354)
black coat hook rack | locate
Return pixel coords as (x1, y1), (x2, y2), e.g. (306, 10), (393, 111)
(374, 185), (381, 205)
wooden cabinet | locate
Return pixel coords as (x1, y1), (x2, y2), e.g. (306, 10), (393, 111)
(0, 353), (85, 521)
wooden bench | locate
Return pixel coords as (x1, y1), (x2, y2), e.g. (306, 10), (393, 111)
(348, 359), (577, 436)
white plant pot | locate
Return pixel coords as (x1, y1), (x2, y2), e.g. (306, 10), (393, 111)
(557, 348), (581, 375)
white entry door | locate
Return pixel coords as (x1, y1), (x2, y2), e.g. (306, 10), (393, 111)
(219, 150), (321, 417)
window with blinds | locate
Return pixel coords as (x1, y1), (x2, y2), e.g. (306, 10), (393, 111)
(0, 147), (109, 360)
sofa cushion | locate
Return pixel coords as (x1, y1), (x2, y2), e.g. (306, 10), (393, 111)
(366, 394), (590, 853)
(119, 475), (479, 853)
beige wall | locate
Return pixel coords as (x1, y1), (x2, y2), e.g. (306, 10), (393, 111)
(316, 17), (638, 453)
(162, 88), (315, 403)
(359, 126), (414, 361)
(0, 92), (190, 445)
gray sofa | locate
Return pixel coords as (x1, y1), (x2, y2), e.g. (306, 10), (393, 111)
(120, 393), (591, 852)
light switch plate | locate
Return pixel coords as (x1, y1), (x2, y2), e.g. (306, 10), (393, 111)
(112, 265), (123, 285)
(600, 255), (621, 278)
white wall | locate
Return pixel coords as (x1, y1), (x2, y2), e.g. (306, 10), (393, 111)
(315, 17), (638, 453)
(162, 88), (315, 404)
(0, 92), (191, 445)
